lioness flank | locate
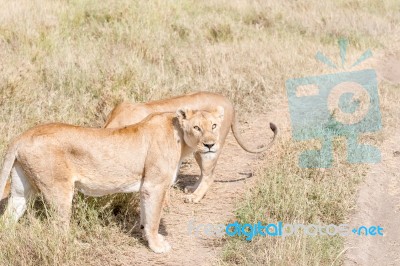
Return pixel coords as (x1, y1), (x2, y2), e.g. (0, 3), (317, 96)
(104, 91), (278, 203)
(0, 107), (225, 253)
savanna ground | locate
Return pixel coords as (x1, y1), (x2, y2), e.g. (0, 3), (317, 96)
(0, 0), (399, 265)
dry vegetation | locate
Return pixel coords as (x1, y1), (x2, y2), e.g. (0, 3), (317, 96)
(0, 0), (399, 265)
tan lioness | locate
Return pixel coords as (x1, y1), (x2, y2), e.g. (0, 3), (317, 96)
(104, 91), (277, 203)
(0, 107), (224, 253)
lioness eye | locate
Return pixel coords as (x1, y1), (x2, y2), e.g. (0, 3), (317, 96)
(212, 124), (217, 129)
(194, 126), (201, 131)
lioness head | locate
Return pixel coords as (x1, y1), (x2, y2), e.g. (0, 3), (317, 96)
(176, 106), (224, 155)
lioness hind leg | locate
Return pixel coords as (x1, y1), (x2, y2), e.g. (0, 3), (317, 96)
(140, 181), (171, 253)
(39, 182), (74, 231)
(184, 151), (219, 203)
(3, 162), (35, 223)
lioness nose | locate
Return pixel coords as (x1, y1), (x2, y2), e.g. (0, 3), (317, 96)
(203, 143), (214, 149)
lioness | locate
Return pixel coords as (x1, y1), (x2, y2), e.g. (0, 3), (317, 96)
(104, 91), (277, 203)
(0, 107), (224, 253)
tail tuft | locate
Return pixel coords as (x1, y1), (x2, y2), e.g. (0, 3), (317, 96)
(269, 122), (278, 135)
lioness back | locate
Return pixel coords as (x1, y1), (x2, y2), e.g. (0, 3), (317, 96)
(104, 91), (234, 130)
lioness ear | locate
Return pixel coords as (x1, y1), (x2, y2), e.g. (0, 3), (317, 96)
(213, 106), (224, 120)
(176, 108), (187, 120)
(176, 107), (193, 122)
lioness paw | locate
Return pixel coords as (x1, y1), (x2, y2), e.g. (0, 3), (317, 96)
(184, 194), (201, 203)
(148, 234), (171, 253)
(184, 185), (196, 194)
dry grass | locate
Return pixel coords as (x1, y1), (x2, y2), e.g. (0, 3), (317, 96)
(0, 0), (399, 265)
(0, 194), (141, 265)
(220, 136), (367, 265)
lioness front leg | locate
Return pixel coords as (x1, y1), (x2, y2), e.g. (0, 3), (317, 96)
(140, 181), (171, 253)
(184, 151), (219, 203)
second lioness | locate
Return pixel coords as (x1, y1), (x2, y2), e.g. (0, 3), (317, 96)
(104, 91), (277, 203)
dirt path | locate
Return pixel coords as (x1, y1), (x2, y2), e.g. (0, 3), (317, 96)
(344, 132), (400, 265)
(344, 53), (400, 265)
(109, 113), (277, 266)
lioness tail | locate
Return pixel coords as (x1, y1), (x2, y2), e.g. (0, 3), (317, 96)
(0, 143), (17, 199)
(231, 114), (278, 153)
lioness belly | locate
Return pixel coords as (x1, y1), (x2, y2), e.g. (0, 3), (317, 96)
(75, 179), (141, 197)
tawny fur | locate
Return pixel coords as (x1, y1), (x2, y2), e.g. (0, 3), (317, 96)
(0, 108), (224, 253)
